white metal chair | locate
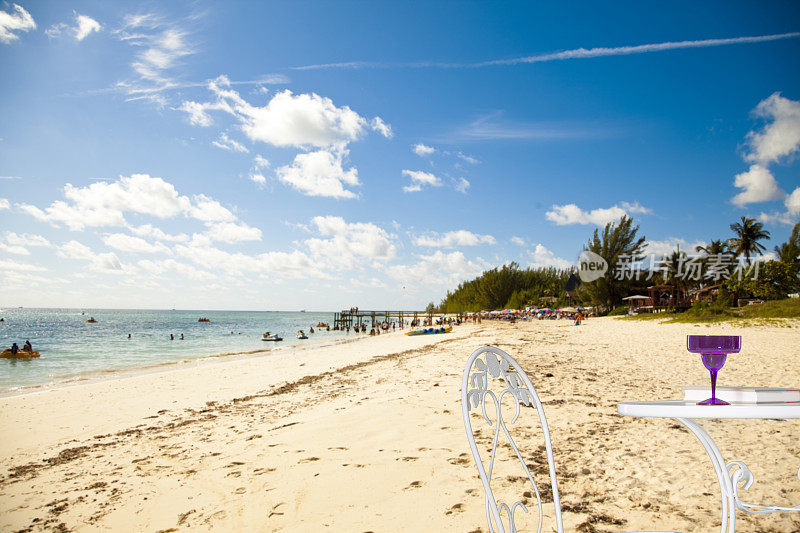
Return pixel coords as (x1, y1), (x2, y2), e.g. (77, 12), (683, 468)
(461, 346), (677, 533)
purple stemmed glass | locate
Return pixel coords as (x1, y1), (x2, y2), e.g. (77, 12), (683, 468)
(687, 335), (741, 405)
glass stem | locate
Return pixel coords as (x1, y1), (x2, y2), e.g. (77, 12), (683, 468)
(710, 369), (718, 401)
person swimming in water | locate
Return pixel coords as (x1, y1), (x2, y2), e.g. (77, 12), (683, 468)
(170, 334), (174, 340)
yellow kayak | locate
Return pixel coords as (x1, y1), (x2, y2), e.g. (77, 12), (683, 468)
(1, 349), (40, 359)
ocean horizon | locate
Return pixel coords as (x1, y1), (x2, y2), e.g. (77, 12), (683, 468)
(0, 308), (354, 393)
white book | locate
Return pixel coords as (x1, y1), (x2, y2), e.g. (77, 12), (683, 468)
(682, 386), (800, 403)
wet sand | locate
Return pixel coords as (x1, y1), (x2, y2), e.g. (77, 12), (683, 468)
(1, 318), (798, 532)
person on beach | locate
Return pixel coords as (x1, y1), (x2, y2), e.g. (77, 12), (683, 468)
(10, 342), (19, 355)
(22, 340), (32, 352)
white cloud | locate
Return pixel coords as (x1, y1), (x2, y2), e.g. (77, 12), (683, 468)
(241, 90), (367, 148)
(745, 93), (800, 165)
(0, 4), (35, 44)
(212, 132), (249, 152)
(276, 149), (360, 199)
(763, 188), (800, 225)
(304, 215), (396, 268)
(545, 202), (649, 225)
(0, 198), (10, 210)
(757, 211), (794, 226)
(388, 251), (486, 286)
(510, 236), (525, 246)
(132, 28), (192, 83)
(203, 221), (262, 243)
(529, 244), (572, 269)
(184, 77), (375, 149)
(731, 164), (784, 206)
(113, 16), (195, 105)
(17, 176), (260, 245)
(90, 252), (124, 273)
(249, 155), (269, 185)
(56, 240), (126, 273)
(413, 143), (435, 156)
(103, 233), (171, 254)
(17, 174), (192, 230)
(48, 13), (101, 41)
(455, 177), (470, 194)
(619, 201), (652, 214)
(644, 238), (705, 258)
(4, 232), (50, 247)
(177, 100), (228, 127)
(0, 232), (51, 255)
(402, 169), (443, 193)
(175, 243), (321, 279)
(75, 14), (101, 41)
(137, 258), (214, 280)
(786, 187), (800, 216)
(0, 259), (46, 272)
(0, 243), (28, 255)
(413, 230), (495, 248)
(457, 152), (479, 164)
(58, 240), (94, 260)
(371, 117), (392, 138)
(186, 194), (236, 223)
(129, 224), (188, 242)
(296, 32), (800, 71)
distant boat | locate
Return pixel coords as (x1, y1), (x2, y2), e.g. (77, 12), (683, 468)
(198, 318), (211, 322)
(262, 333), (282, 342)
(297, 330), (308, 339)
(86, 317), (98, 323)
(300, 309), (306, 313)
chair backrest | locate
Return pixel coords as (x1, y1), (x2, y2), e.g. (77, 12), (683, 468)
(461, 346), (563, 533)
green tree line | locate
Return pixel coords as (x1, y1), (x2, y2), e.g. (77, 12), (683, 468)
(436, 216), (800, 314)
(438, 263), (572, 313)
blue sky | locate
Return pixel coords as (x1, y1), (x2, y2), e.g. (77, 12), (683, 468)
(1, 1), (799, 310)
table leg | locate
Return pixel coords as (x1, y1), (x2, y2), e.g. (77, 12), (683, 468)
(676, 417), (736, 533)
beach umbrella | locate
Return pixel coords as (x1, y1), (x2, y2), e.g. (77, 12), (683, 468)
(560, 306), (578, 313)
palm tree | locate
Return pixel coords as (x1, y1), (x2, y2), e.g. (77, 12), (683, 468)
(695, 239), (730, 256)
(727, 216), (771, 266)
(774, 221), (800, 267)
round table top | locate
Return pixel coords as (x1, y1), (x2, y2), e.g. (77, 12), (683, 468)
(618, 400), (800, 419)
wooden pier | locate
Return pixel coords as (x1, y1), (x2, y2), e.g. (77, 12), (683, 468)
(333, 309), (434, 330)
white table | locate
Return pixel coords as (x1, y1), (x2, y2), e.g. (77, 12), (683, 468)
(618, 401), (800, 532)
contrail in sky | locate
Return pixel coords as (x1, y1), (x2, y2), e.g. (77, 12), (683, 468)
(292, 32), (800, 70)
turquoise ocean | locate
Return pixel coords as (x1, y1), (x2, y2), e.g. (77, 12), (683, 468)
(0, 308), (348, 393)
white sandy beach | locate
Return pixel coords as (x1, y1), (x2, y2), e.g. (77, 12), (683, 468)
(1, 318), (799, 532)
